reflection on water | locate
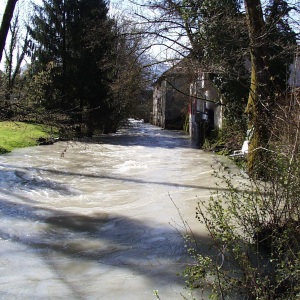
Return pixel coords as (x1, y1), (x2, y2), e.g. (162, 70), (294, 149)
(0, 121), (226, 299)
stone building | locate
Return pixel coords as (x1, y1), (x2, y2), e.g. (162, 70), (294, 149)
(152, 61), (191, 130)
(189, 72), (223, 146)
(152, 59), (223, 147)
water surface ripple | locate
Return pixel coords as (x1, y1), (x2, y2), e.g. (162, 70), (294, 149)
(0, 121), (227, 299)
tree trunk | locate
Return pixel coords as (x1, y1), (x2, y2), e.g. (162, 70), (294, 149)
(244, 0), (273, 178)
(0, 0), (18, 62)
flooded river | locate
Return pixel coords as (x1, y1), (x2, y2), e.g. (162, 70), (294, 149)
(0, 121), (230, 299)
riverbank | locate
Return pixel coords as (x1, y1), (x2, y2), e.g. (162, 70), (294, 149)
(0, 121), (57, 154)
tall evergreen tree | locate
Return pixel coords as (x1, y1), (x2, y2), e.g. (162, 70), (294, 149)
(29, 0), (114, 135)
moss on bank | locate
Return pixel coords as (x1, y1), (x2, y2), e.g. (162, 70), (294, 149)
(0, 122), (57, 154)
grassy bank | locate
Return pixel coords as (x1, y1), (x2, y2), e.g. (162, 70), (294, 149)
(0, 122), (57, 154)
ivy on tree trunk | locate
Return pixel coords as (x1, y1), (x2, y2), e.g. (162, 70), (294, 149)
(244, 0), (274, 178)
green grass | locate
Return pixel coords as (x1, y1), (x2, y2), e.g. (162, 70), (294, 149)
(0, 122), (57, 154)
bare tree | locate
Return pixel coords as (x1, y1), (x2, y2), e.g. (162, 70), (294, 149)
(133, 0), (299, 177)
(244, 0), (298, 177)
(243, 0), (273, 177)
(0, 0), (18, 62)
(3, 9), (30, 101)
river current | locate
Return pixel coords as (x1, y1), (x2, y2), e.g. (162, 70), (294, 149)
(0, 120), (230, 299)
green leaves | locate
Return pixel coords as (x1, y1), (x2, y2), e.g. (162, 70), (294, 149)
(185, 160), (300, 299)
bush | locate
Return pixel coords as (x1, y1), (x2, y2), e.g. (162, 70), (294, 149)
(183, 88), (300, 299)
(184, 151), (300, 299)
(202, 120), (246, 154)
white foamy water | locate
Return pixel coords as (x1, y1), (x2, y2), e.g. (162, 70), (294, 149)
(0, 121), (231, 299)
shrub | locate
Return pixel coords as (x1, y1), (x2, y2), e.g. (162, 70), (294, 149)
(184, 149), (300, 299)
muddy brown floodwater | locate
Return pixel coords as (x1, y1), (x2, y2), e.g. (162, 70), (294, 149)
(0, 120), (234, 299)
